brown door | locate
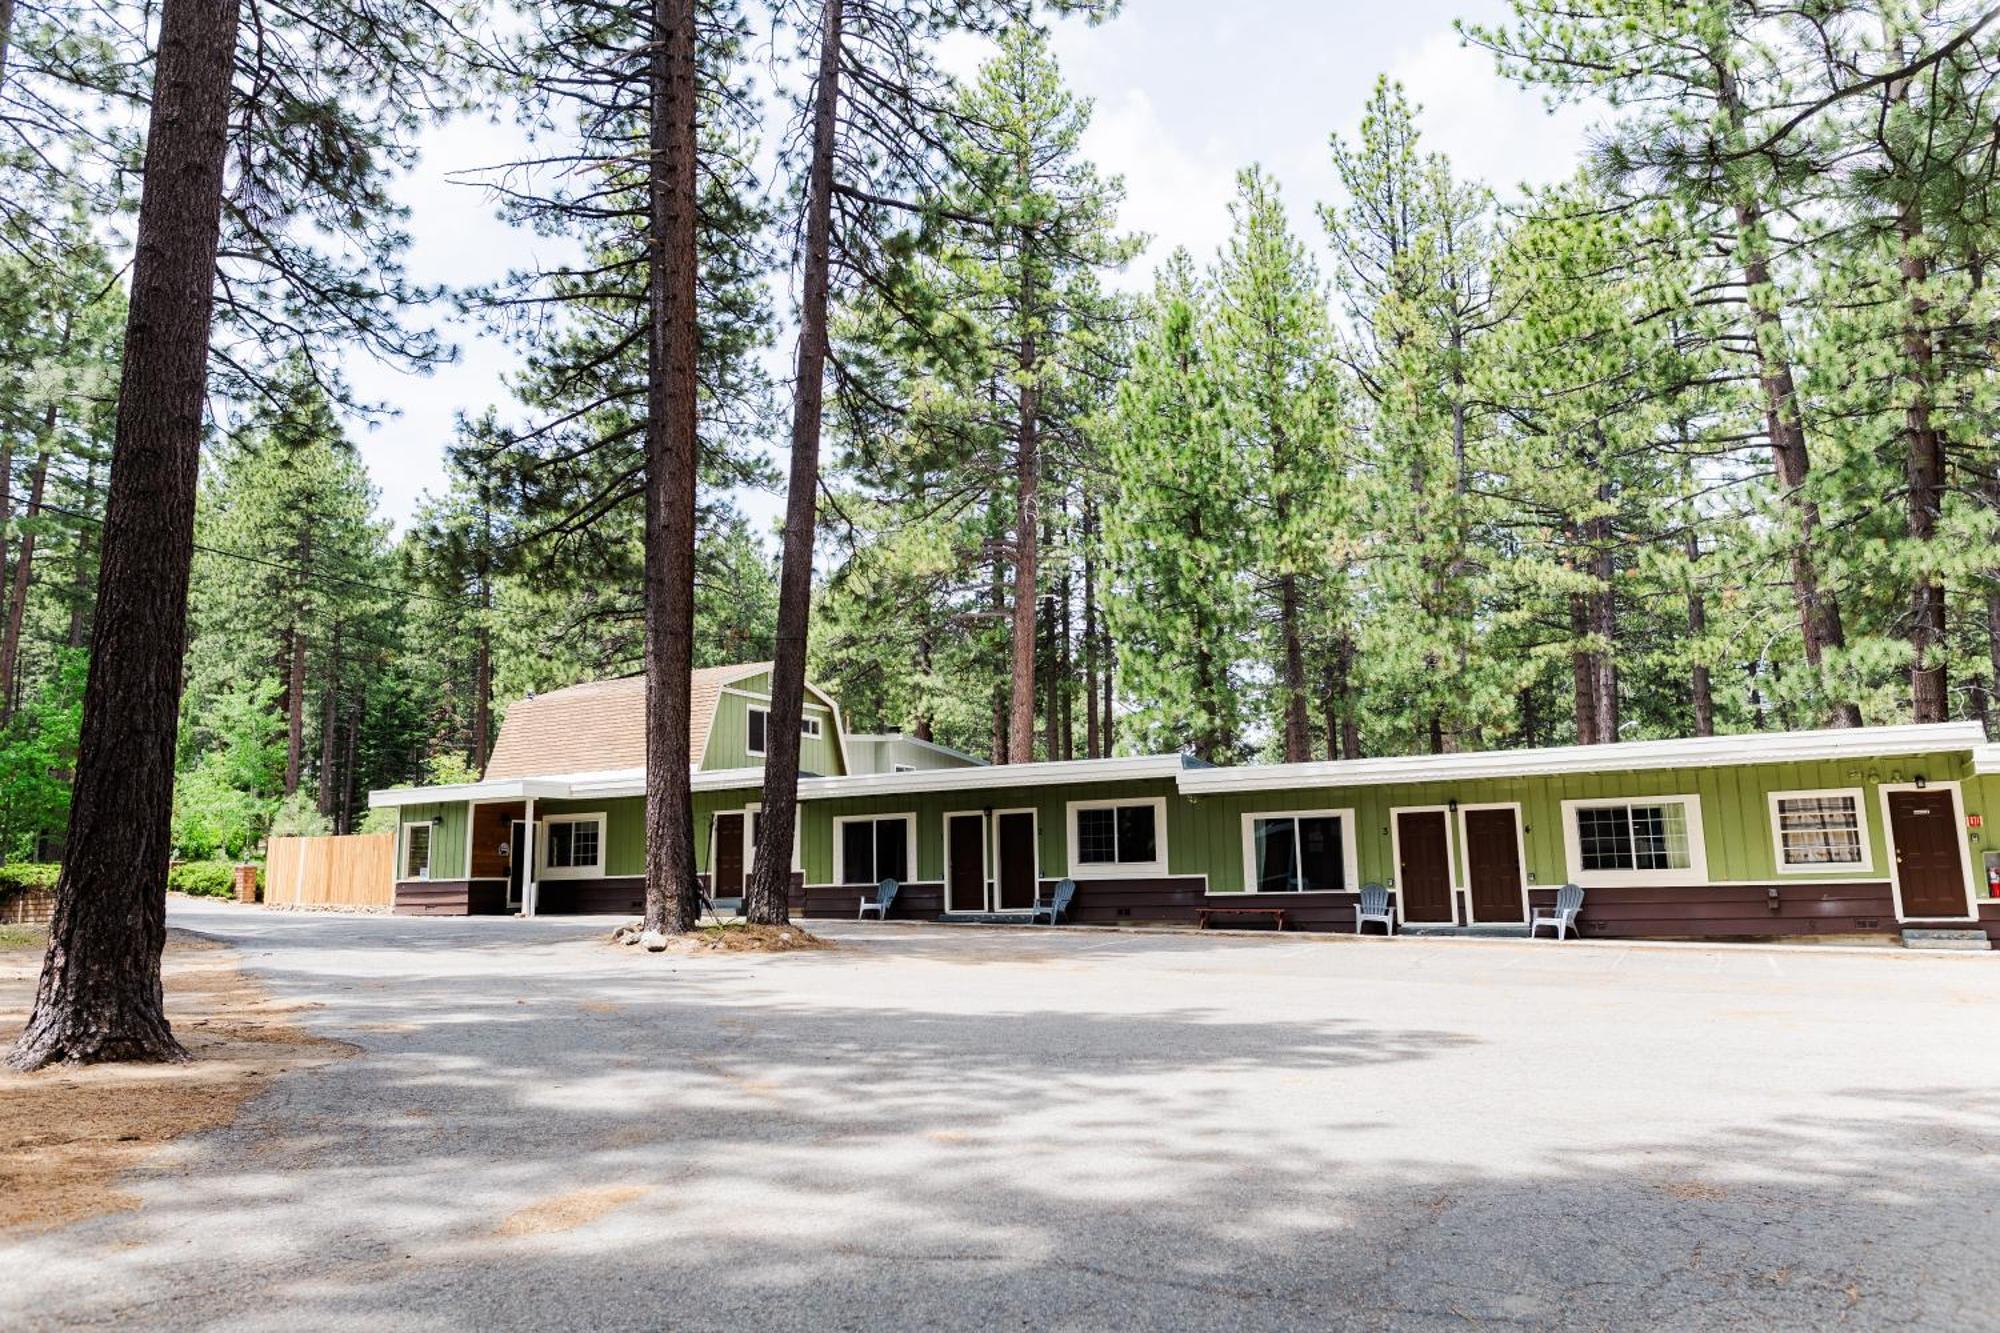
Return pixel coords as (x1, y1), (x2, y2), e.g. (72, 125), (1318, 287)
(1396, 810), (1454, 924)
(1463, 807), (1525, 924)
(946, 814), (986, 912)
(996, 812), (1037, 911)
(712, 813), (745, 895)
(1888, 790), (1969, 918)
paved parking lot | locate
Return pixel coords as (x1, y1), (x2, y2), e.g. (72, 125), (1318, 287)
(6, 900), (1999, 1331)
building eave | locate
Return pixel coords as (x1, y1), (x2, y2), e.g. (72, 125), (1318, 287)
(795, 753), (1187, 799)
(1178, 722), (1988, 795)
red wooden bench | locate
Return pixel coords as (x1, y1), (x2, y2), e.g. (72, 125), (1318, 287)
(1196, 906), (1287, 932)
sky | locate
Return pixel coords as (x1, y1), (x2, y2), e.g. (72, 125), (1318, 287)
(342, 0), (1597, 533)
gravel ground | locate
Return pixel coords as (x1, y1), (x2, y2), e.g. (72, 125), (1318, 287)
(4, 899), (1997, 1332)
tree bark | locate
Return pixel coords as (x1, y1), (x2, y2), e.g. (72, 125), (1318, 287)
(283, 618), (306, 795)
(1686, 528), (1714, 737)
(1717, 58), (1859, 727)
(1082, 500), (1099, 759)
(747, 0), (842, 925)
(9, 0), (239, 1071)
(1006, 324), (1039, 765)
(65, 459), (98, 651)
(641, 0), (702, 938)
(1898, 196), (1947, 722)
(0, 432), (52, 720)
(1570, 582), (1598, 746)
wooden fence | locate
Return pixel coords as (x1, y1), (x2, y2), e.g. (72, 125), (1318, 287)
(265, 834), (395, 908)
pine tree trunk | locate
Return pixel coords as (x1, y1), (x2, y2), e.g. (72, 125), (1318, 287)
(0, 432), (52, 721)
(0, 0), (15, 91)
(1007, 331), (1039, 765)
(1100, 629), (1113, 754)
(1570, 584), (1598, 745)
(1590, 507), (1618, 742)
(1899, 198), (1947, 722)
(9, 0), (239, 1071)
(1718, 60), (1858, 727)
(316, 678), (336, 816)
(65, 459), (97, 650)
(1082, 501), (1099, 759)
(747, 0), (842, 925)
(642, 0), (703, 938)
(339, 693), (359, 834)
(1686, 528), (1714, 736)
(284, 620), (306, 795)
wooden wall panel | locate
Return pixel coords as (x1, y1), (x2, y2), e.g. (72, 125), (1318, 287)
(270, 834), (395, 908)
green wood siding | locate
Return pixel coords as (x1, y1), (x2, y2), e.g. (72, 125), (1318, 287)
(1188, 751), (1967, 894)
(702, 687), (844, 775)
(396, 802), (469, 881)
(796, 778), (1182, 885)
(539, 788), (763, 877)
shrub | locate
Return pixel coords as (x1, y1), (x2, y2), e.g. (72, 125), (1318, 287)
(0, 862), (61, 891)
(167, 861), (260, 899)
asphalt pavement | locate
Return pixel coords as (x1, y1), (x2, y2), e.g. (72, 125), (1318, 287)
(5, 900), (1998, 1331)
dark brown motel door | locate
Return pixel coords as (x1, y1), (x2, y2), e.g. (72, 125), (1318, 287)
(996, 812), (1037, 911)
(712, 812), (745, 895)
(1888, 790), (1969, 918)
(1463, 808), (1525, 924)
(946, 814), (986, 913)
(1396, 810), (1454, 924)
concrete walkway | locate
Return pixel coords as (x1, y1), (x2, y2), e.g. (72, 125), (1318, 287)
(6, 900), (1998, 1331)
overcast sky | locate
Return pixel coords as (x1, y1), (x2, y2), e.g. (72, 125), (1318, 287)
(342, 0), (1596, 533)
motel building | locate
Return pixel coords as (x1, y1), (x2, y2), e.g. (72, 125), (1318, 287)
(369, 663), (2000, 946)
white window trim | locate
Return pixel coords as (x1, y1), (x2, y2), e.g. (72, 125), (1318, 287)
(1065, 796), (1169, 881)
(1766, 787), (1873, 875)
(1234, 808), (1358, 896)
(800, 714), (824, 739)
(1878, 780), (1979, 922)
(1455, 801), (1531, 926)
(537, 812), (607, 880)
(1560, 794), (1708, 888)
(739, 800), (803, 876)
(832, 812), (917, 886)
(943, 809), (990, 912)
(745, 701), (829, 757)
(746, 705), (767, 757)
(401, 819), (436, 882)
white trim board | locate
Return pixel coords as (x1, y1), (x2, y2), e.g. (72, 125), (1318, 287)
(1456, 801), (1530, 926)
(1065, 796), (1169, 881)
(1235, 808), (1358, 896)
(1389, 805), (1459, 925)
(537, 811), (608, 880)
(1559, 794), (1710, 890)
(1878, 780), (1980, 922)
(1766, 787), (1875, 876)
(831, 812), (918, 886)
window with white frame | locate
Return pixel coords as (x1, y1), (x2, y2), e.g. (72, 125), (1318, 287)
(402, 821), (434, 880)
(748, 705), (823, 754)
(1563, 796), (1706, 885)
(1068, 798), (1166, 878)
(835, 815), (911, 885)
(1768, 789), (1868, 871)
(1244, 811), (1353, 894)
(539, 814), (605, 879)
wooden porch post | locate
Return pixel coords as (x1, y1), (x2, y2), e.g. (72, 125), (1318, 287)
(522, 796), (538, 917)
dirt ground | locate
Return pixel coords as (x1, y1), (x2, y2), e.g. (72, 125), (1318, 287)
(0, 926), (352, 1235)
(609, 920), (832, 954)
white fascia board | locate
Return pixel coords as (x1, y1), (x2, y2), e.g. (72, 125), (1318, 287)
(796, 753), (1186, 800)
(844, 734), (990, 767)
(1178, 722), (1989, 796)
(367, 778), (571, 808)
(1973, 744), (2000, 775)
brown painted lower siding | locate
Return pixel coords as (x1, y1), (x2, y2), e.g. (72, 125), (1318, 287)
(394, 879), (509, 916)
(535, 873), (804, 917)
(792, 878), (1386, 931)
(1525, 881), (1900, 938)
(1979, 901), (2000, 944)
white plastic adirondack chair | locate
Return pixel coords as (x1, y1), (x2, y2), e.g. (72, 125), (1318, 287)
(1355, 882), (1395, 936)
(858, 879), (899, 921)
(1030, 879), (1077, 925)
(1529, 883), (1585, 940)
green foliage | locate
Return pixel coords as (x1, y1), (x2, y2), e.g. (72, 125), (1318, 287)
(0, 862), (61, 891)
(0, 651), (86, 860)
(167, 862), (257, 899)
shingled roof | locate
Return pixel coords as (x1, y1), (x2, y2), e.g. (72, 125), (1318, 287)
(483, 662), (773, 780)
